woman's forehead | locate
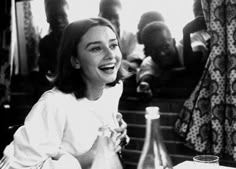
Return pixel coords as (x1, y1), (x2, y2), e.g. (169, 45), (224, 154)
(80, 26), (117, 43)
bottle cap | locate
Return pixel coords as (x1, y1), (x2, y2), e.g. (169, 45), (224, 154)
(145, 106), (160, 119)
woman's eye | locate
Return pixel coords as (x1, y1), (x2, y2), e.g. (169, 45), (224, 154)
(90, 46), (101, 52)
(110, 43), (118, 49)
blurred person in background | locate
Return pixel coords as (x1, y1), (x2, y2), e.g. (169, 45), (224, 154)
(38, 0), (69, 78)
(99, 0), (144, 73)
(182, 0), (210, 71)
(136, 11), (165, 45)
(136, 21), (182, 98)
(136, 17), (209, 98)
(33, 0), (70, 101)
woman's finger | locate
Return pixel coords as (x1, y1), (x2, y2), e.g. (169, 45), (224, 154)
(119, 135), (130, 147)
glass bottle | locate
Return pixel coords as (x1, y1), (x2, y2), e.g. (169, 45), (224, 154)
(137, 106), (173, 169)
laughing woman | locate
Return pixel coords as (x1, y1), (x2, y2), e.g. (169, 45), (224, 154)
(1, 17), (129, 169)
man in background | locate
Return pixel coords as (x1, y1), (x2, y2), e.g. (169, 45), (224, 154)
(99, 0), (144, 73)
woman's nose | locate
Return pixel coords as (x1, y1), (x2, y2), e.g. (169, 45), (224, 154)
(105, 48), (115, 59)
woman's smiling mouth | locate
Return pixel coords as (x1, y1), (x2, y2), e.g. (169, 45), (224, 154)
(99, 63), (116, 73)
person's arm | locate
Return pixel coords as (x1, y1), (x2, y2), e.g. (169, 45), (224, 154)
(137, 57), (156, 82)
(183, 16), (207, 68)
(137, 57), (163, 89)
(3, 92), (81, 169)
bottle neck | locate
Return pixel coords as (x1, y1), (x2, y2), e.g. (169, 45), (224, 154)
(145, 117), (162, 145)
(138, 108), (173, 169)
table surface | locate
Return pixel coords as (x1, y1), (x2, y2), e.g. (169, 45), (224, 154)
(174, 161), (236, 169)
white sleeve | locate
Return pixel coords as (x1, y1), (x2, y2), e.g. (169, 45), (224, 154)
(41, 153), (82, 169)
(136, 57), (162, 82)
(3, 92), (81, 169)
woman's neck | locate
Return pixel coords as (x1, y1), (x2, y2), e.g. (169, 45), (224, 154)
(85, 84), (105, 101)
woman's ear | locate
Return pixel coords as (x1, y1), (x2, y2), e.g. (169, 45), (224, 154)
(70, 56), (80, 69)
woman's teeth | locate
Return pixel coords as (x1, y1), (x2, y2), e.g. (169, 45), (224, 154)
(99, 64), (115, 73)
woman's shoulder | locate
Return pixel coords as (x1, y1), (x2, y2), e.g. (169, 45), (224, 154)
(38, 87), (75, 104)
(26, 88), (76, 119)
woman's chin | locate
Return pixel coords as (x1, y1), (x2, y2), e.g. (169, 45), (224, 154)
(103, 75), (117, 84)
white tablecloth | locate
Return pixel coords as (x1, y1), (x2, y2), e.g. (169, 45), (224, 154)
(174, 161), (236, 169)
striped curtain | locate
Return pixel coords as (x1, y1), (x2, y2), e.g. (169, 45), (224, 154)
(175, 0), (236, 161)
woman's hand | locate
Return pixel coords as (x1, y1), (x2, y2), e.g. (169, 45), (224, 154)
(75, 136), (100, 169)
(76, 131), (118, 169)
(113, 113), (130, 150)
(76, 116), (129, 168)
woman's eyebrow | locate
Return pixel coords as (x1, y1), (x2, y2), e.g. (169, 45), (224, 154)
(85, 38), (118, 48)
(85, 41), (100, 48)
(110, 38), (117, 41)
(110, 38), (118, 43)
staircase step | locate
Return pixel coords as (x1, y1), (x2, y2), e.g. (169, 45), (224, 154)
(119, 97), (185, 112)
(125, 137), (195, 156)
(127, 124), (182, 142)
(121, 149), (193, 167)
(121, 110), (178, 126)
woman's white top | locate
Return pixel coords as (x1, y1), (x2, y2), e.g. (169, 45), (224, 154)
(2, 82), (123, 169)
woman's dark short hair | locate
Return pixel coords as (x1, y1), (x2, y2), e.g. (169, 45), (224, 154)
(54, 17), (128, 98)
